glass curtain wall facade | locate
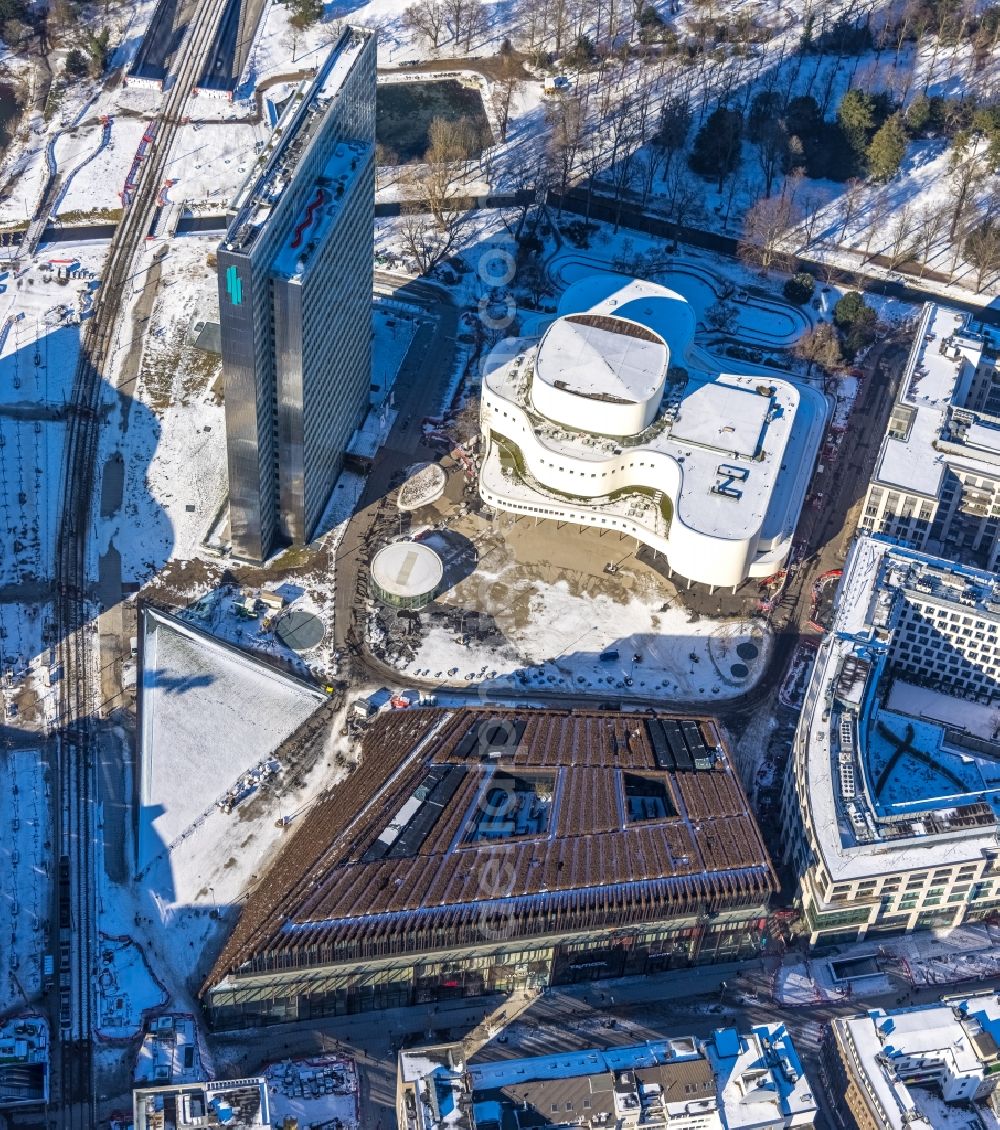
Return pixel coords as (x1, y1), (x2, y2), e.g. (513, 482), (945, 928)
(218, 27), (376, 561)
(206, 909), (770, 1028)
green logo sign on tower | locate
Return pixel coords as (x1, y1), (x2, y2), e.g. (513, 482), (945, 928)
(226, 265), (243, 306)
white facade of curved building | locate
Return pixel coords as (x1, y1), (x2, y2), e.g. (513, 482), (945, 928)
(479, 275), (827, 589)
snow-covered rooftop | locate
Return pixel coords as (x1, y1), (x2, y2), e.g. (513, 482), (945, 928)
(873, 303), (1000, 497)
(794, 536), (1000, 880)
(556, 275), (697, 363)
(371, 540), (444, 599)
(270, 142), (369, 280)
(535, 314), (666, 405)
(137, 607), (325, 873)
(669, 379), (771, 459)
(833, 995), (1000, 1130)
(225, 28), (370, 254)
(707, 1024), (816, 1129)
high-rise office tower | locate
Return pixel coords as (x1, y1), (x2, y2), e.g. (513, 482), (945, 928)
(218, 26), (376, 562)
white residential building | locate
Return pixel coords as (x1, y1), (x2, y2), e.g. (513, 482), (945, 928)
(860, 303), (1000, 572)
(133, 1077), (269, 1129)
(398, 1029), (816, 1130)
(705, 1025), (817, 1130)
(824, 994), (1000, 1130)
(781, 535), (1000, 946)
(479, 274), (826, 590)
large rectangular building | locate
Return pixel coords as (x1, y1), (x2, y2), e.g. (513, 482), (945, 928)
(218, 26), (376, 561)
(859, 303), (1000, 571)
(781, 536), (1000, 947)
(823, 994), (1000, 1130)
(202, 707), (776, 1026)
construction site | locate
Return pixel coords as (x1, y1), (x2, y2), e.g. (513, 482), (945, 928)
(200, 705), (776, 1027)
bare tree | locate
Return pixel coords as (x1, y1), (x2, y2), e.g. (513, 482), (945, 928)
(402, 0), (446, 47)
(860, 188), (890, 263)
(882, 202), (918, 270)
(397, 205), (469, 273)
(835, 177), (865, 243)
(664, 162), (703, 232)
(545, 91), (588, 211)
(964, 209), (1000, 293)
(404, 116), (478, 230)
(739, 193), (800, 271)
(490, 54), (523, 143)
(947, 135), (985, 241)
(604, 95), (645, 229)
(795, 323), (844, 375)
(913, 202), (947, 276)
(375, 143), (401, 192)
(756, 116), (787, 198)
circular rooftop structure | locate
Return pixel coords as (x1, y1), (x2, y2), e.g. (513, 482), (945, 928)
(533, 313), (668, 436)
(397, 462), (447, 512)
(275, 609), (325, 652)
(371, 541), (444, 609)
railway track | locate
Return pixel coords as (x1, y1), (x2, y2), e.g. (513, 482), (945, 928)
(48, 0), (232, 1120)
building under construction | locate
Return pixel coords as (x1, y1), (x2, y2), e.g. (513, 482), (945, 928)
(201, 707), (776, 1026)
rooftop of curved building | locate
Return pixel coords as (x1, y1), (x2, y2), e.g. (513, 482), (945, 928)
(371, 540), (444, 598)
(535, 313), (668, 406)
(556, 275), (697, 363)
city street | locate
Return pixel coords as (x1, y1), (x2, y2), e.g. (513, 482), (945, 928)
(208, 947), (1000, 1130)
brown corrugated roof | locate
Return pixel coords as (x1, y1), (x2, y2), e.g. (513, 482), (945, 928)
(202, 707), (775, 994)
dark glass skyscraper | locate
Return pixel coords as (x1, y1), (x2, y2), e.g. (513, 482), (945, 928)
(218, 27), (376, 561)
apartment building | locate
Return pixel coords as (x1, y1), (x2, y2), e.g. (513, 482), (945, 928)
(823, 994), (1000, 1130)
(781, 536), (1000, 946)
(218, 26), (376, 561)
(859, 303), (1000, 572)
(398, 1028), (817, 1130)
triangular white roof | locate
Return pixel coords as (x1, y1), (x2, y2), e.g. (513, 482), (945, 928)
(137, 607), (325, 874)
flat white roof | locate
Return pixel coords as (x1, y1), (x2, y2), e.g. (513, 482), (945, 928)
(535, 315), (666, 404)
(670, 380), (771, 458)
(873, 304), (1000, 496)
(371, 540), (443, 598)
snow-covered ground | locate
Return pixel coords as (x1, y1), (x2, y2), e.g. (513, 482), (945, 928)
(0, 747), (51, 1015)
(384, 574), (771, 701)
(774, 925), (1000, 1006)
(95, 935), (168, 1041)
(372, 299), (421, 403)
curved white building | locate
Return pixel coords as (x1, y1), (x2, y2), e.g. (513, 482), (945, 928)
(479, 275), (827, 589)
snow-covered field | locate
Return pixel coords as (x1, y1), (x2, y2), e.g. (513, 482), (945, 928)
(384, 574), (771, 701)
(0, 747), (50, 1015)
